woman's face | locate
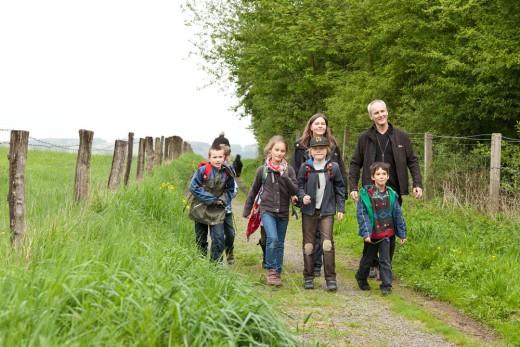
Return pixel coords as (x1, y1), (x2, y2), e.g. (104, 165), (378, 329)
(310, 117), (327, 137)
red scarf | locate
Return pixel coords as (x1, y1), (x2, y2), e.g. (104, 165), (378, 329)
(266, 156), (288, 174)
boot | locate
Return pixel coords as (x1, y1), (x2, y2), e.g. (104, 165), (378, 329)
(267, 269), (282, 286)
(226, 250), (235, 265)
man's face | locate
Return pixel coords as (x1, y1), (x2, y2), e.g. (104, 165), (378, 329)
(369, 102), (388, 126)
(208, 149), (225, 169)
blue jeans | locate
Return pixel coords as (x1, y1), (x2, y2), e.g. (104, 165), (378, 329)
(261, 212), (289, 273)
(195, 222), (225, 261)
(224, 213), (235, 256)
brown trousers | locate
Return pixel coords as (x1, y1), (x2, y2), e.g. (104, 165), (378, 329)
(302, 211), (336, 280)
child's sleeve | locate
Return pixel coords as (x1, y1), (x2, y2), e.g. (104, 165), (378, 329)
(284, 166), (299, 196)
(356, 199), (371, 239)
(296, 163), (307, 202)
(190, 167), (218, 204)
(393, 199), (407, 239)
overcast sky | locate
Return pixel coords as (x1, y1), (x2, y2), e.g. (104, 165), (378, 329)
(0, 1), (256, 146)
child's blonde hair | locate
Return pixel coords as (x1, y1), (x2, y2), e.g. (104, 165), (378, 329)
(220, 144), (231, 158)
(263, 135), (288, 156)
(309, 145), (331, 157)
(208, 145), (224, 157)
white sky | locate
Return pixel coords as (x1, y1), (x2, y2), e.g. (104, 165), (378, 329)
(0, 1), (256, 146)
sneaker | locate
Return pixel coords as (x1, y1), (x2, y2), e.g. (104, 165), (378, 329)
(355, 275), (371, 291)
(326, 280), (338, 291)
(381, 287), (392, 296)
(313, 269), (321, 277)
(304, 279), (314, 290)
(368, 266), (378, 279)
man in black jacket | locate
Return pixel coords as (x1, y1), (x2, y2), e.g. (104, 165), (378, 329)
(349, 100), (423, 278)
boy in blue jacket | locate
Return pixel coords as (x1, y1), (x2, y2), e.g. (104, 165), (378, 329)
(189, 145), (235, 261)
(355, 162), (407, 295)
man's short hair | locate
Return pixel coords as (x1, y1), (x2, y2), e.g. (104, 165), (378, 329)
(367, 100), (387, 114)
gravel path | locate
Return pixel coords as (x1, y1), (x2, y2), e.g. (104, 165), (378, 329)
(232, 182), (501, 346)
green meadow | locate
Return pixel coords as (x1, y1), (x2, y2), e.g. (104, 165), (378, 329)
(0, 148), (297, 346)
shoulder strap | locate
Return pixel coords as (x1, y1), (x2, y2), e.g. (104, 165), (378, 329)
(306, 162), (334, 181)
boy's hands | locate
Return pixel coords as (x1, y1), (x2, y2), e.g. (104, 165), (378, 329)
(364, 236), (371, 243)
(337, 212), (344, 221)
(399, 238), (407, 244)
(302, 195), (311, 205)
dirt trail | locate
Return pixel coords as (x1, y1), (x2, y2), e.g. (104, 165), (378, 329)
(232, 181), (502, 346)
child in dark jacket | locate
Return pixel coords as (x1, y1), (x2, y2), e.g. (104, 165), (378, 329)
(355, 162), (407, 295)
(243, 135), (299, 286)
(189, 145), (235, 262)
(297, 136), (345, 291)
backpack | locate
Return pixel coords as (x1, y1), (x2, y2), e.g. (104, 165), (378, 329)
(303, 161), (334, 182)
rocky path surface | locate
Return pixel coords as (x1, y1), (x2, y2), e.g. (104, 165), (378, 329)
(232, 181), (502, 346)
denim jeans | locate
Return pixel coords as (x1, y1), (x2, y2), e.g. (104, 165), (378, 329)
(260, 212), (289, 273)
(224, 212), (235, 256)
(195, 221), (225, 261)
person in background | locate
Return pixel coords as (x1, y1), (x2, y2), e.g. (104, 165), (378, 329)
(232, 154), (243, 177)
(291, 113), (347, 277)
(243, 135), (299, 286)
(297, 136), (345, 291)
(355, 162), (407, 296)
(349, 99), (422, 279)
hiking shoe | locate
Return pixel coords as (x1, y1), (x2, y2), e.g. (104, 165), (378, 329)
(304, 279), (314, 290)
(381, 288), (392, 296)
(314, 269), (321, 277)
(267, 269), (282, 286)
(326, 280), (338, 291)
(368, 266), (378, 279)
(355, 275), (371, 291)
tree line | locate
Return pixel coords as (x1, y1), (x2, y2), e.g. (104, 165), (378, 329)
(184, 0), (520, 146)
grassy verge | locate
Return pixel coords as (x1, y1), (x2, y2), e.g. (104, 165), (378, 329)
(0, 149), (297, 346)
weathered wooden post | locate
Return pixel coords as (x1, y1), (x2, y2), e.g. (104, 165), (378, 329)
(145, 136), (154, 174)
(153, 137), (162, 168)
(164, 136), (171, 163)
(489, 133), (502, 214)
(168, 136), (175, 161)
(108, 140), (128, 189)
(182, 141), (192, 154)
(8, 130), (29, 246)
(171, 136), (183, 160)
(136, 138), (145, 182)
(124, 132), (134, 186)
(74, 129), (94, 202)
(424, 132), (433, 201)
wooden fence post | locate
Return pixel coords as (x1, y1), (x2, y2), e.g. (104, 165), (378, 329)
(108, 140), (128, 189)
(136, 138), (145, 182)
(124, 132), (134, 186)
(424, 132), (433, 200)
(164, 136), (171, 163)
(74, 129), (94, 202)
(153, 137), (162, 168)
(8, 130), (29, 246)
(489, 133), (502, 214)
(171, 136), (183, 160)
(145, 137), (154, 174)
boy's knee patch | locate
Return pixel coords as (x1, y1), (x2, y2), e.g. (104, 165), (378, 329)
(323, 240), (332, 252)
(304, 243), (314, 255)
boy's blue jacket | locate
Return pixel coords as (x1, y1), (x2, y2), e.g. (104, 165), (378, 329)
(297, 158), (346, 216)
(357, 185), (406, 239)
(189, 164), (235, 207)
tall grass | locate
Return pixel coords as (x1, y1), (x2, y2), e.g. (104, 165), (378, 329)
(0, 148), (297, 346)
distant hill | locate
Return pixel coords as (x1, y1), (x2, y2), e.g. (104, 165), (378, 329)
(190, 142), (257, 159)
